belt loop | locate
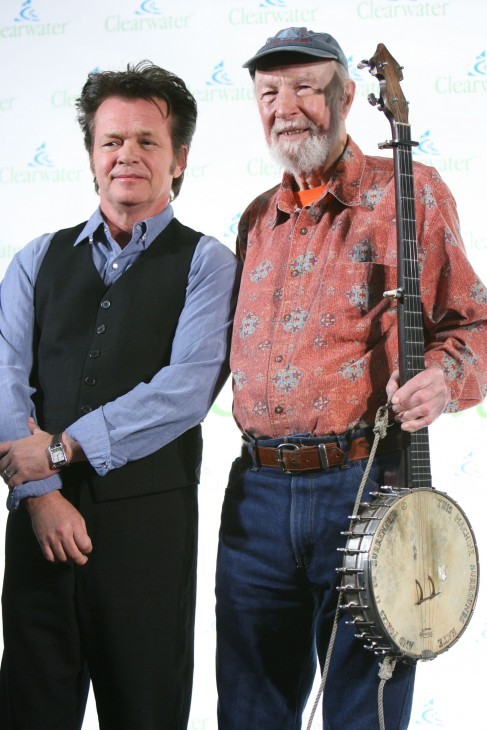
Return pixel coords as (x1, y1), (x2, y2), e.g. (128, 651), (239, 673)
(339, 433), (351, 470)
(317, 443), (329, 469)
(243, 434), (260, 471)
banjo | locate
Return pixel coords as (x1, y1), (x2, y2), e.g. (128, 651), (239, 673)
(338, 44), (479, 663)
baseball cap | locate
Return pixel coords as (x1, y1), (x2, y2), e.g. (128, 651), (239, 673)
(243, 27), (348, 73)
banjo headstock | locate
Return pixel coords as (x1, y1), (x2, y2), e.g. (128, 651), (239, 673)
(358, 43), (410, 129)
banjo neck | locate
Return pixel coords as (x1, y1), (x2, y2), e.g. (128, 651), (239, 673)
(390, 121), (432, 490)
(362, 44), (432, 489)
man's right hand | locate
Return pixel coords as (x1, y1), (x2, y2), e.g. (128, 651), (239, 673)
(25, 491), (93, 565)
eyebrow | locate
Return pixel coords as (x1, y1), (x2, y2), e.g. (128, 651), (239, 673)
(100, 128), (158, 138)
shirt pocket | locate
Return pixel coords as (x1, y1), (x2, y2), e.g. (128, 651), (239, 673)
(323, 261), (398, 350)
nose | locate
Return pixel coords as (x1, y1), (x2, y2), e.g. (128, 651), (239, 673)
(275, 87), (299, 119)
(116, 139), (140, 164)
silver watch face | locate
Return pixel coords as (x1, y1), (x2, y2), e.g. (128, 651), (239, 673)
(50, 445), (66, 464)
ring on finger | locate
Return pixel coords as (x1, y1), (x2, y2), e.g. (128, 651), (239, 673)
(3, 467), (14, 480)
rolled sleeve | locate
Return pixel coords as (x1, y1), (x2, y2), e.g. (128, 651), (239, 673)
(7, 474), (62, 511)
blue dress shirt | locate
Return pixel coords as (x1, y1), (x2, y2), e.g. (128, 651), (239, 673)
(0, 205), (238, 509)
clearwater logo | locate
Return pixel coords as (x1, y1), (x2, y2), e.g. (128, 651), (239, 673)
(28, 143), (54, 168)
(15, 0), (39, 22)
(475, 623), (487, 645)
(193, 61), (253, 102)
(229, 0), (318, 26)
(0, 143), (83, 184)
(347, 56), (363, 84)
(454, 451), (483, 480)
(2, 0), (68, 36)
(206, 62), (233, 87)
(222, 213), (241, 244)
(51, 66), (101, 109)
(468, 49), (486, 78)
(0, 240), (22, 269)
(135, 0), (162, 14)
(357, 0), (449, 20)
(411, 129), (473, 174)
(414, 698), (443, 726)
(104, 1), (190, 32)
(436, 50), (487, 93)
(413, 130), (440, 157)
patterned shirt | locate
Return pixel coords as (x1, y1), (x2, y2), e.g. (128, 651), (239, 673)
(231, 137), (487, 438)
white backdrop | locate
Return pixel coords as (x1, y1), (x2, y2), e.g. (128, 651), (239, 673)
(1, 1), (486, 728)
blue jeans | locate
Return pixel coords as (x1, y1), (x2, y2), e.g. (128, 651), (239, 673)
(216, 433), (415, 730)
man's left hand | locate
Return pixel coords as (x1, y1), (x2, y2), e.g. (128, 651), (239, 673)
(0, 418), (58, 488)
(386, 366), (449, 432)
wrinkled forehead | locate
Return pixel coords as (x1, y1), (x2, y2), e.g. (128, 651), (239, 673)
(94, 95), (169, 120)
(91, 96), (173, 142)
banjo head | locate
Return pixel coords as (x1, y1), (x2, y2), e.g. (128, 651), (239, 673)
(340, 488), (479, 662)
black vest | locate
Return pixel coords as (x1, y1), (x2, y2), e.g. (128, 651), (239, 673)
(32, 218), (203, 501)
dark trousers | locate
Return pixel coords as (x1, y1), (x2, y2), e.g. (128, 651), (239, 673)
(216, 435), (415, 730)
(0, 482), (198, 730)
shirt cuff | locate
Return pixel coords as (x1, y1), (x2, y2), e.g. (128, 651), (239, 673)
(66, 408), (112, 476)
(6, 474), (62, 511)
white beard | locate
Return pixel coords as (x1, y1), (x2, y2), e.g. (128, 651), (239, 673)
(268, 116), (341, 178)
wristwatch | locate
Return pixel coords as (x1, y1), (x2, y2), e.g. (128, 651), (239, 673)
(47, 434), (69, 469)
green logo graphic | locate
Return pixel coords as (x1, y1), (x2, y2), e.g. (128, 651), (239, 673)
(357, 0), (450, 21)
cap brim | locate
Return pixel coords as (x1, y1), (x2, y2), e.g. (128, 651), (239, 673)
(243, 46), (339, 69)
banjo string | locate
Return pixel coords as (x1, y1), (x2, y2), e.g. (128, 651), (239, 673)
(399, 143), (435, 656)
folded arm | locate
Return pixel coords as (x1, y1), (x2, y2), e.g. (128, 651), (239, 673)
(1, 235), (239, 507)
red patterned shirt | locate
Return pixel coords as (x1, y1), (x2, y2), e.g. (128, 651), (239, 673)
(231, 137), (487, 438)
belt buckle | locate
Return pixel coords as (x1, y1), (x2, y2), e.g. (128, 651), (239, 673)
(276, 443), (300, 474)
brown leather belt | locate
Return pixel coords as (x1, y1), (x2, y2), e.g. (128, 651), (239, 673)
(241, 428), (403, 474)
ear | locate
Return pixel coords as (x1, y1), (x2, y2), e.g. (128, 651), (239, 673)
(173, 145), (188, 179)
(341, 80), (356, 120)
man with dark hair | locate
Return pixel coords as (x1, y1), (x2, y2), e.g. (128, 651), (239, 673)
(77, 62), (197, 201)
(215, 28), (487, 729)
(0, 61), (238, 729)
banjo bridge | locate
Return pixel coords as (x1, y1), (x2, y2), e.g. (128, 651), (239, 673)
(415, 576), (441, 606)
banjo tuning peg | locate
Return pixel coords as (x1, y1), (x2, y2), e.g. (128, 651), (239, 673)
(368, 93), (381, 108)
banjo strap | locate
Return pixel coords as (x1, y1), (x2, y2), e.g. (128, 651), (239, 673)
(350, 403), (390, 516)
(378, 656), (398, 730)
(306, 404), (394, 730)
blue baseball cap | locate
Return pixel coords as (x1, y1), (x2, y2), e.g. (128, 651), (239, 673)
(243, 27), (348, 73)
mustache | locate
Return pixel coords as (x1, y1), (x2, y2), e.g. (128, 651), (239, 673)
(271, 119), (319, 136)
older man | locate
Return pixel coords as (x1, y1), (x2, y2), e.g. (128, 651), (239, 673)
(215, 27), (487, 729)
(0, 62), (238, 729)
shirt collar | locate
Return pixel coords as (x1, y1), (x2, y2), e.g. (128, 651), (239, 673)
(73, 204), (175, 248)
(327, 137), (365, 207)
(275, 136), (366, 219)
